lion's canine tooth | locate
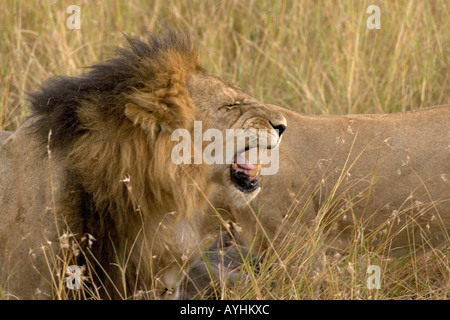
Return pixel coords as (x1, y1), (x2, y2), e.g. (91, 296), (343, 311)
(248, 162), (262, 178)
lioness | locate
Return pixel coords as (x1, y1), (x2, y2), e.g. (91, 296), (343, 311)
(0, 31), (287, 299)
(213, 105), (450, 256)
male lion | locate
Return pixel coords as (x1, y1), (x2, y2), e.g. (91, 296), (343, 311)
(0, 31), (287, 299)
(212, 105), (450, 257)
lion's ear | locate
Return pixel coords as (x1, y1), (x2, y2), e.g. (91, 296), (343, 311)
(125, 99), (193, 134)
(124, 103), (163, 133)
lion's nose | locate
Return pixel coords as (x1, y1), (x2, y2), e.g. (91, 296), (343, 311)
(270, 121), (287, 136)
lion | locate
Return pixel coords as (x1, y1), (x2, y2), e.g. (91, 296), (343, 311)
(0, 30), (287, 299)
(210, 105), (450, 257)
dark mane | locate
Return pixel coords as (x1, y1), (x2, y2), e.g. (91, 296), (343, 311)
(7, 30), (214, 298)
(28, 29), (200, 149)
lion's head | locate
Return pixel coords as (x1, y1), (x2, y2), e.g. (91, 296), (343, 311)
(0, 30), (286, 299)
(184, 71), (287, 207)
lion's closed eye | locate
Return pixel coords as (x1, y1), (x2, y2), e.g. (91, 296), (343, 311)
(220, 101), (241, 110)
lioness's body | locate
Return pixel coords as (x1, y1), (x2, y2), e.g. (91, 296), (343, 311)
(0, 121), (67, 298)
(222, 105), (450, 255)
(0, 131), (12, 143)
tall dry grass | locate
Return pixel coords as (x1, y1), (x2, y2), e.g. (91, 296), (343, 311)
(0, 0), (449, 300)
(187, 146), (450, 300)
(1, 0), (449, 130)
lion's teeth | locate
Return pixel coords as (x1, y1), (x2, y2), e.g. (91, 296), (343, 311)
(248, 162), (262, 178)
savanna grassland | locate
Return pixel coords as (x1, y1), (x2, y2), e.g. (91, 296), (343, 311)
(0, 0), (449, 300)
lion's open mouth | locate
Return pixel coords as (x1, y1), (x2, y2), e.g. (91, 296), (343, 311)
(230, 154), (262, 193)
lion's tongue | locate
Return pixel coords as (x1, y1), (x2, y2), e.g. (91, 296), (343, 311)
(233, 155), (261, 180)
(234, 154), (256, 170)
